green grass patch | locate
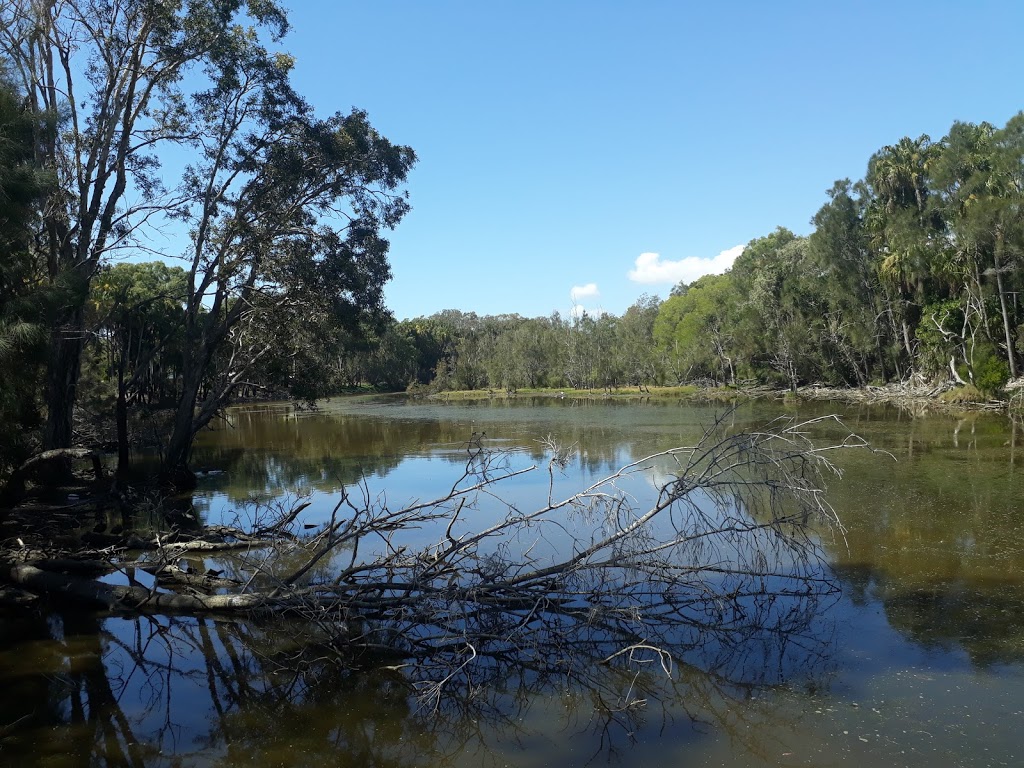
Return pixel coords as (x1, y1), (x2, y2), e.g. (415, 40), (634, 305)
(938, 384), (986, 404)
(427, 385), (751, 402)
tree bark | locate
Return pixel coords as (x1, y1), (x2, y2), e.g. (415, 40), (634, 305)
(6, 563), (268, 613)
(115, 357), (129, 478)
(42, 303), (87, 451)
(994, 230), (1018, 378)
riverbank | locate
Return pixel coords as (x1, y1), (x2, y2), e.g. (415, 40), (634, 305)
(426, 379), (1023, 414)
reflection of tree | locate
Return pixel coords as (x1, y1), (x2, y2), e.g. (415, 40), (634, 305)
(187, 398), (764, 506)
(2, 412), (860, 765)
(0, 612), (165, 766)
(831, 571), (1024, 668)
(190, 407), (422, 501)
(1, 595), (838, 767)
(812, 408), (1024, 668)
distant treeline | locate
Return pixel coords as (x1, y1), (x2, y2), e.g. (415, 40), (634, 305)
(342, 117), (1024, 396)
(65, 114), (1024, 409)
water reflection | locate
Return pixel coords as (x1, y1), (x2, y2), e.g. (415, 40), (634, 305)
(0, 587), (840, 768)
(189, 397), (715, 506)
(5, 398), (1024, 766)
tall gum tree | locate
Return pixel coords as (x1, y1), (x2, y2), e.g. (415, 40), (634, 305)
(0, 1), (415, 482)
(0, 0), (293, 451)
(162, 71), (414, 484)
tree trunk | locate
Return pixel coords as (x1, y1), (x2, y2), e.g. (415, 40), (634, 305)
(6, 563), (268, 613)
(42, 303), (87, 451)
(115, 361), (130, 478)
(162, 395), (199, 489)
(994, 231), (1018, 378)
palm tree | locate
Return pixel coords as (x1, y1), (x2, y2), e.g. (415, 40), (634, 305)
(866, 134), (941, 305)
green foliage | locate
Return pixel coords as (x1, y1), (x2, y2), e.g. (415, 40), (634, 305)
(8, 13), (1024, 485)
(939, 384), (985, 403)
(915, 300), (964, 377)
(654, 274), (737, 384)
(969, 344), (1010, 398)
(0, 0), (417, 477)
(0, 75), (49, 480)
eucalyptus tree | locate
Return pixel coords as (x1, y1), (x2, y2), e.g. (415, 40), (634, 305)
(731, 228), (806, 388)
(506, 316), (561, 389)
(590, 312), (620, 390)
(0, 1), (415, 483)
(0, 0), (285, 451)
(479, 314), (526, 391)
(163, 104), (414, 482)
(87, 261), (186, 475)
(404, 317), (455, 385)
(562, 310), (619, 390)
(653, 275), (738, 385)
(359, 321), (419, 391)
(562, 311), (596, 389)
(615, 294), (661, 390)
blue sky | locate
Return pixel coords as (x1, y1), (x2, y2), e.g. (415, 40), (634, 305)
(280, 1), (1024, 321)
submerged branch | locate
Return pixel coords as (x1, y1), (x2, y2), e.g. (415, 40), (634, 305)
(0, 413), (872, 701)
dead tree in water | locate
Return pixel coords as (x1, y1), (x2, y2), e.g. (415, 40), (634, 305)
(1, 414), (870, 703)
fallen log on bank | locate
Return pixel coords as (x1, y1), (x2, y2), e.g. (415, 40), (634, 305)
(0, 448), (106, 508)
(5, 562), (269, 613)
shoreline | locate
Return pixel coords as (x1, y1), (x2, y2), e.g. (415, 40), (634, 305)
(421, 381), (1020, 415)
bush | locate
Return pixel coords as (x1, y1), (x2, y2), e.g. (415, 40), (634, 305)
(938, 384), (984, 403)
(970, 344), (1010, 398)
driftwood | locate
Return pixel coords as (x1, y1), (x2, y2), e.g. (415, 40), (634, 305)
(798, 378), (1006, 412)
(0, 447), (105, 508)
(0, 414), (875, 704)
(5, 563), (268, 613)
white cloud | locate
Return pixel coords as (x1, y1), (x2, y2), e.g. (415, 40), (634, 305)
(570, 282), (600, 301)
(627, 245), (745, 286)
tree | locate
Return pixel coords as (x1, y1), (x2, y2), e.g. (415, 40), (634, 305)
(731, 228), (820, 390)
(931, 117), (1024, 380)
(161, 101), (414, 482)
(563, 310), (601, 389)
(808, 179), (890, 385)
(865, 134), (944, 362)
(0, 1), (415, 483)
(506, 316), (561, 389)
(86, 262), (186, 475)
(0, 73), (48, 481)
(615, 294), (661, 391)
(361, 321), (420, 390)
(0, 0), (287, 451)
(654, 275), (739, 385)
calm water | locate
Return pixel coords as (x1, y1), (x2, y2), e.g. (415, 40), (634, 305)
(2, 396), (1024, 767)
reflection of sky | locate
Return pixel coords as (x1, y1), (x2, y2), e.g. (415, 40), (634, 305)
(195, 444), (661, 564)
(10, 400), (1024, 766)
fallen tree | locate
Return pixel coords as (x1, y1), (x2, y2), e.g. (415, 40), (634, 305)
(0, 413), (871, 703)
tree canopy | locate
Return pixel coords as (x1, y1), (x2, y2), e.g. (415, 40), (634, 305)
(0, 0), (415, 485)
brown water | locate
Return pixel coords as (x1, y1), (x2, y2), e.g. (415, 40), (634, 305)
(2, 396), (1023, 767)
